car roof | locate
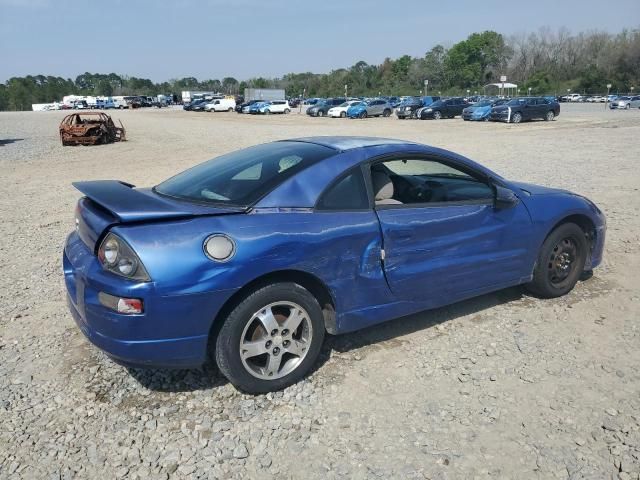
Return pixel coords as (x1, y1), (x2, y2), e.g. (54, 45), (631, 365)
(283, 136), (418, 152)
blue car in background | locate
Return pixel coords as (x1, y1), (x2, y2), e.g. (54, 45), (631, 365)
(64, 137), (606, 393)
(462, 98), (508, 121)
(346, 99), (393, 118)
(247, 102), (267, 114)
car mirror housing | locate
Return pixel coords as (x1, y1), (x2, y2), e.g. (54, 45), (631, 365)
(494, 185), (520, 209)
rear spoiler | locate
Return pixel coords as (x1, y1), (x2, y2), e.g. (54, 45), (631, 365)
(73, 180), (244, 223)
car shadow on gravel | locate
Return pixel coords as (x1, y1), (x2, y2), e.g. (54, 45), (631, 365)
(126, 286), (526, 393)
(0, 138), (24, 146)
(325, 286), (526, 355)
(126, 362), (229, 393)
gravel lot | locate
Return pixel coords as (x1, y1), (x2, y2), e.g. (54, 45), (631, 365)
(1, 104), (639, 479)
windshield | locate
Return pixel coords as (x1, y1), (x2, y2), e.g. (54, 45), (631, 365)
(401, 97), (421, 106)
(155, 142), (336, 206)
(474, 101), (493, 107)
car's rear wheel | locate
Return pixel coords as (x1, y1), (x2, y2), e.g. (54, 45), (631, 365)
(360, 111), (367, 119)
(433, 110), (442, 120)
(526, 223), (588, 298)
(545, 110), (555, 121)
(511, 112), (522, 124)
(340, 111), (346, 118)
(265, 109), (271, 115)
(228, 107), (233, 112)
(215, 282), (325, 393)
(284, 108), (290, 114)
(625, 104), (630, 110)
(383, 109), (391, 117)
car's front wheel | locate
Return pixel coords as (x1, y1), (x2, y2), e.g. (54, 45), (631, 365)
(526, 223), (588, 298)
(433, 110), (442, 120)
(340, 111), (346, 118)
(511, 112), (522, 123)
(545, 110), (555, 121)
(215, 282), (325, 393)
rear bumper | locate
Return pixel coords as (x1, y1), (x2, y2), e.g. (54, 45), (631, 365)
(63, 232), (238, 369)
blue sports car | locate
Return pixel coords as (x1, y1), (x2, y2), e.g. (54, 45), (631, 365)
(64, 137), (606, 393)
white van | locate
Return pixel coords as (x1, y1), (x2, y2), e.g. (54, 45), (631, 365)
(205, 98), (236, 112)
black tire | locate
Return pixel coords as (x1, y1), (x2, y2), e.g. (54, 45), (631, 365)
(360, 111), (367, 119)
(383, 109), (391, 117)
(340, 111), (346, 118)
(511, 112), (522, 124)
(545, 110), (555, 121)
(284, 108), (290, 114)
(433, 110), (442, 120)
(526, 223), (588, 298)
(214, 282), (325, 393)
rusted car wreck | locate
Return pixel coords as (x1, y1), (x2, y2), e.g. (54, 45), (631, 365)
(59, 112), (126, 146)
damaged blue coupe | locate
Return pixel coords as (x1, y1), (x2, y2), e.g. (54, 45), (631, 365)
(63, 137), (606, 392)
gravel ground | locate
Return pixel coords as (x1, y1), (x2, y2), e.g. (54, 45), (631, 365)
(1, 104), (639, 479)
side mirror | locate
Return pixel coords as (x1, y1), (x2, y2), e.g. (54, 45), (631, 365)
(494, 185), (519, 209)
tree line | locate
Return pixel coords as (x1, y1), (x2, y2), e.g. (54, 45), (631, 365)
(1, 27), (638, 111)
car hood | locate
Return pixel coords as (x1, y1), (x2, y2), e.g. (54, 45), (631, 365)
(510, 181), (570, 196)
(73, 180), (246, 223)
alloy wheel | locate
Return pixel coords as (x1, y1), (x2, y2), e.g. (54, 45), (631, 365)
(239, 301), (313, 380)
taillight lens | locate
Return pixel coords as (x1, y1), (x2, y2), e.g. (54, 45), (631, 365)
(98, 233), (150, 281)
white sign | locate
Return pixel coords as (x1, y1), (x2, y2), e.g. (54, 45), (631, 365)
(607, 84), (612, 89)
(424, 80), (429, 86)
(500, 75), (507, 82)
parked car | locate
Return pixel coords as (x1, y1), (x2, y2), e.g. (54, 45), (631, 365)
(64, 136), (606, 393)
(490, 97), (560, 123)
(307, 98), (347, 117)
(395, 97), (423, 119)
(236, 99), (263, 113)
(205, 98), (237, 112)
(414, 96), (442, 118)
(346, 99), (393, 118)
(419, 98), (470, 119)
(247, 102), (269, 114)
(257, 100), (291, 114)
(610, 96), (640, 109)
(59, 112), (126, 146)
(288, 98), (301, 108)
(566, 94), (583, 102)
(190, 100), (208, 112)
(183, 99), (205, 111)
(328, 100), (362, 118)
(462, 99), (508, 121)
(73, 100), (89, 110)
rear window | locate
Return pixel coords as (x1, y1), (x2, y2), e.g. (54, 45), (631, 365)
(155, 142), (335, 206)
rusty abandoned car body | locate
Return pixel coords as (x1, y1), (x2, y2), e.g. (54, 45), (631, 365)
(59, 112), (126, 146)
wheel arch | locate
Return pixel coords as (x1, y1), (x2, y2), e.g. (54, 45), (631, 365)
(208, 269), (337, 347)
(542, 213), (597, 270)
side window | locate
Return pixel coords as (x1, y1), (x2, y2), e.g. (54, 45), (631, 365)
(372, 158), (494, 206)
(317, 169), (369, 210)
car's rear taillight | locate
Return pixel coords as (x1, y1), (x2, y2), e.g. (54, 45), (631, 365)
(97, 233), (150, 281)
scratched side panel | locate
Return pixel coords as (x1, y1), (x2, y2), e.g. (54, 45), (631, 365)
(117, 210), (393, 327)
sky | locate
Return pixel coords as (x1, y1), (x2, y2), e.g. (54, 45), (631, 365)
(1, 0), (639, 83)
